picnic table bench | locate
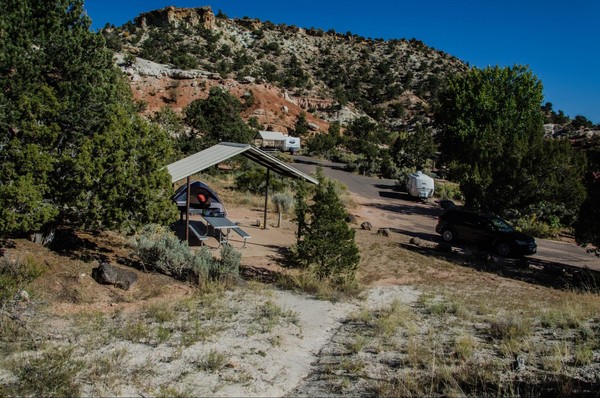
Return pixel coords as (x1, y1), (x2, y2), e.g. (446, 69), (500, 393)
(188, 222), (208, 245)
(231, 227), (251, 248)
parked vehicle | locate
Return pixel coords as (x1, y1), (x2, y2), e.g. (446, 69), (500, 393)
(435, 208), (537, 257)
(283, 136), (301, 154)
(253, 131), (301, 154)
(406, 171), (435, 201)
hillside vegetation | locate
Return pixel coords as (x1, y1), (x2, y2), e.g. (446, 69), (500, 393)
(102, 6), (467, 132)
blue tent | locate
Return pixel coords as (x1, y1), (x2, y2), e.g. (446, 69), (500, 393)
(172, 180), (227, 217)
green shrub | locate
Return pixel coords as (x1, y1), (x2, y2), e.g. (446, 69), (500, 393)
(235, 168), (288, 194)
(132, 224), (214, 281)
(513, 214), (557, 238)
(213, 244), (241, 281)
(435, 182), (464, 201)
(132, 225), (241, 285)
(272, 193), (295, 214)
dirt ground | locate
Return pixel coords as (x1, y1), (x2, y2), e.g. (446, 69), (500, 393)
(2, 193), (599, 396)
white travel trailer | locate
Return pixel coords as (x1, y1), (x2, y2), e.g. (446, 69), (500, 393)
(406, 171), (435, 201)
(283, 136), (301, 154)
(253, 131), (301, 154)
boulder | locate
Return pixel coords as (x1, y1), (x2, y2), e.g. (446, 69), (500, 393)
(307, 122), (319, 131)
(360, 221), (372, 231)
(92, 262), (138, 291)
(239, 75), (256, 84)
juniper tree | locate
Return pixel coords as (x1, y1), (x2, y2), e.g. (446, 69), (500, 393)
(294, 174), (360, 282)
(0, 0), (176, 235)
(183, 87), (253, 151)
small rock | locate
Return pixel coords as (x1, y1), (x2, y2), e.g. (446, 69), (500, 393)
(514, 354), (526, 371)
(409, 237), (422, 246)
(281, 105), (289, 114)
(17, 290), (29, 301)
(360, 221), (372, 231)
(307, 122), (319, 131)
(377, 228), (391, 237)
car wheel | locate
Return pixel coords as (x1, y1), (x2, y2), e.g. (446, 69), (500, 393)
(496, 242), (511, 257)
(441, 228), (456, 243)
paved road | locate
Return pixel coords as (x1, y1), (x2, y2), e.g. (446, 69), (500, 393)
(293, 155), (600, 271)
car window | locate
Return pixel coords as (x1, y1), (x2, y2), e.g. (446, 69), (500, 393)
(490, 217), (514, 233)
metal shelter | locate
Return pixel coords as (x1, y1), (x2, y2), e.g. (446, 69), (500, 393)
(166, 142), (318, 242)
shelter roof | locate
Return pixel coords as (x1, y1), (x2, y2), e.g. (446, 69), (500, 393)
(166, 142), (318, 185)
(255, 131), (287, 141)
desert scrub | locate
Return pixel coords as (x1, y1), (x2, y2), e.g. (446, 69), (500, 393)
(84, 347), (130, 393)
(272, 192), (295, 227)
(144, 301), (177, 323)
(373, 299), (414, 337)
(276, 270), (361, 301)
(198, 349), (227, 372)
(4, 346), (83, 397)
(255, 300), (299, 333)
(0, 255), (46, 343)
(488, 312), (533, 342)
(0, 255), (46, 303)
(452, 334), (478, 361)
(418, 292), (461, 316)
(132, 224), (241, 285)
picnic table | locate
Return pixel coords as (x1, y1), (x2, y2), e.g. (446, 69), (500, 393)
(203, 216), (239, 247)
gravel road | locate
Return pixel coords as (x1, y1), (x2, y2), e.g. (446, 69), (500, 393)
(292, 155), (600, 272)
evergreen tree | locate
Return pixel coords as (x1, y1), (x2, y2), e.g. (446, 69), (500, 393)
(294, 173), (360, 282)
(183, 87), (253, 151)
(0, 0), (176, 235)
(391, 124), (437, 170)
(576, 148), (600, 253)
(294, 182), (309, 239)
(435, 65), (585, 224)
(294, 112), (309, 137)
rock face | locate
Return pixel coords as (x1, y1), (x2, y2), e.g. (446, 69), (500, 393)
(135, 6), (215, 30)
(92, 262), (138, 291)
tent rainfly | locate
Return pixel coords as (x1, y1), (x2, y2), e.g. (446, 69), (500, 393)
(166, 142), (318, 241)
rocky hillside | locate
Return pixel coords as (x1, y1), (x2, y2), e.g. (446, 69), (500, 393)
(102, 6), (467, 134)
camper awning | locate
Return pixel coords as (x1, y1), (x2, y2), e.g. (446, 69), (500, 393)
(166, 142), (318, 184)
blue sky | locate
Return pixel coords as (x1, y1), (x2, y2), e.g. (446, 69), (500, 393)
(85, 0), (600, 123)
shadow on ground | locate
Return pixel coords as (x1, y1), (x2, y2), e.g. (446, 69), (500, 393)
(397, 233), (600, 293)
(363, 202), (443, 219)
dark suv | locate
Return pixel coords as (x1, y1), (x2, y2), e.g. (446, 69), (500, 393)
(435, 209), (537, 257)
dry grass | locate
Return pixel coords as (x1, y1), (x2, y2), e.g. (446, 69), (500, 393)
(309, 230), (600, 396)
